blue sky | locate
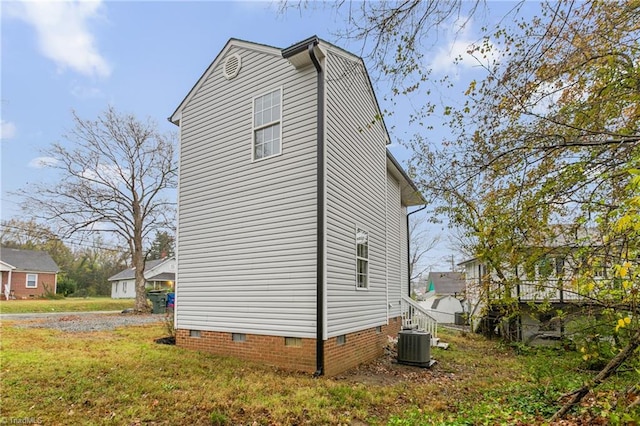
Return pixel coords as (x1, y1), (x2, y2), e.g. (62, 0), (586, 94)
(0, 0), (525, 271)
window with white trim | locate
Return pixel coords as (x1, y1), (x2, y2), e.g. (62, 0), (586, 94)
(253, 88), (282, 160)
(356, 228), (369, 289)
(26, 274), (37, 288)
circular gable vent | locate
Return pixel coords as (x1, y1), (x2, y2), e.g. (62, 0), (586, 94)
(223, 54), (242, 80)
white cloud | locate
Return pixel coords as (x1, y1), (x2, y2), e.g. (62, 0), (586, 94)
(29, 156), (59, 169)
(82, 163), (126, 186)
(0, 120), (17, 140)
(15, 0), (111, 78)
(428, 17), (501, 75)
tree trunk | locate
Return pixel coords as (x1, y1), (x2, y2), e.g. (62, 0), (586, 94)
(132, 197), (150, 312)
(134, 255), (148, 312)
(550, 328), (640, 421)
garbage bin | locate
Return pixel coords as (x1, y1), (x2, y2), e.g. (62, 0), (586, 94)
(147, 291), (167, 314)
(166, 292), (175, 311)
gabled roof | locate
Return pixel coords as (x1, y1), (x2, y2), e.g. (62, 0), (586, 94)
(169, 38), (282, 125)
(108, 257), (174, 281)
(427, 271), (465, 295)
(169, 36), (390, 141)
(148, 272), (175, 282)
(169, 35), (424, 205)
(387, 149), (426, 206)
(0, 247), (59, 273)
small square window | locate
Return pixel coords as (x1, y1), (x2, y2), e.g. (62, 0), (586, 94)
(232, 333), (246, 342)
(284, 337), (302, 347)
(26, 274), (37, 288)
(190, 330), (201, 338)
(376, 326), (382, 334)
(336, 335), (347, 346)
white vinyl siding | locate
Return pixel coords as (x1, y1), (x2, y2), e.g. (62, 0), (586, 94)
(400, 205), (409, 301)
(325, 51), (389, 337)
(177, 45), (318, 337)
(386, 175), (403, 317)
(111, 279), (136, 298)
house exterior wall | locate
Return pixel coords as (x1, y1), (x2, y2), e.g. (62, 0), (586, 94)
(461, 259), (486, 331)
(2, 271), (57, 298)
(144, 259), (176, 281)
(400, 205), (409, 300)
(109, 258), (176, 298)
(111, 280), (136, 298)
(174, 38), (418, 375)
(325, 50), (390, 337)
(419, 295), (463, 324)
(386, 175), (404, 318)
(176, 44), (319, 338)
(323, 316), (402, 376)
(176, 316), (402, 376)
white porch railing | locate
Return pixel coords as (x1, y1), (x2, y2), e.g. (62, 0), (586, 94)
(401, 295), (438, 340)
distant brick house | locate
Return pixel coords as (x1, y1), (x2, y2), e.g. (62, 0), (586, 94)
(1, 247), (59, 299)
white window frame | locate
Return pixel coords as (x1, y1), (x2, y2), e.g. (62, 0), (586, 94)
(356, 227), (369, 290)
(252, 87), (283, 161)
(123, 282), (127, 293)
(26, 273), (38, 288)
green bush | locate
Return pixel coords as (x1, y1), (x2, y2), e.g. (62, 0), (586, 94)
(56, 275), (78, 296)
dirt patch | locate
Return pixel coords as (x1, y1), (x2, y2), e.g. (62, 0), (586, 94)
(154, 336), (176, 345)
(335, 344), (458, 386)
(14, 312), (163, 332)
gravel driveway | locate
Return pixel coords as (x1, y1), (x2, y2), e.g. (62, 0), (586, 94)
(2, 311), (165, 332)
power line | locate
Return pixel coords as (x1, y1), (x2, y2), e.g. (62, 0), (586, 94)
(1, 223), (126, 252)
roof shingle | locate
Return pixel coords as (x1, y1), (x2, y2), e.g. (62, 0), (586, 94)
(0, 247), (59, 272)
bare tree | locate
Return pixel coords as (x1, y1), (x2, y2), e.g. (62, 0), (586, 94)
(17, 106), (177, 311)
(408, 212), (440, 282)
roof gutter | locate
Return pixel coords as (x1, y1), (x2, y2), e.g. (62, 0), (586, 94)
(283, 36), (325, 377)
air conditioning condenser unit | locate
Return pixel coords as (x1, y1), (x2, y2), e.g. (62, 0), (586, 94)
(397, 329), (432, 367)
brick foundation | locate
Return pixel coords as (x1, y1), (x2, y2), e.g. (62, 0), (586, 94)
(324, 316), (402, 376)
(176, 329), (317, 373)
(176, 316), (403, 376)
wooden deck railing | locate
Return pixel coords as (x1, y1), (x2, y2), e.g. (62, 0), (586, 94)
(401, 295), (438, 340)
(485, 279), (593, 303)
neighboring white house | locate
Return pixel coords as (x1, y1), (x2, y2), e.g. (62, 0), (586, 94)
(169, 36), (426, 376)
(109, 257), (176, 299)
(460, 246), (597, 344)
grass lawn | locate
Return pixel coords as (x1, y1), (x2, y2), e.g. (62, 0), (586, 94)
(0, 297), (135, 314)
(1, 322), (637, 425)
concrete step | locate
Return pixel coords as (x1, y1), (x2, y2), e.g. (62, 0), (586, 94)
(431, 337), (449, 349)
